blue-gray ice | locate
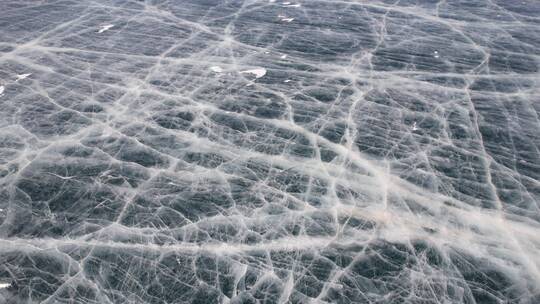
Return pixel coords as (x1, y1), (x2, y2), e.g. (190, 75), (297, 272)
(0, 0), (539, 303)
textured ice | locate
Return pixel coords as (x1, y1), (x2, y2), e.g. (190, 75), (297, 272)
(0, 0), (539, 303)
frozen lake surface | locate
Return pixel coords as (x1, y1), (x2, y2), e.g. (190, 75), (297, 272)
(0, 0), (539, 303)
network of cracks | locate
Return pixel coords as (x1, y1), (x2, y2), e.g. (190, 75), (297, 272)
(0, 0), (539, 303)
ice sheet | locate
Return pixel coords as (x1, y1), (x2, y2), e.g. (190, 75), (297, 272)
(0, 0), (539, 303)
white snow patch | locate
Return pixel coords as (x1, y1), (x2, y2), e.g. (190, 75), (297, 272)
(280, 54), (288, 59)
(98, 24), (114, 33)
(281, 17), (295, 22)
(283, 3), (301, 7)
(210, 66), (223, 73)
(0, 283), (10, 289)
(284, 79), (291, 83)
(240, 68), (266, 79)
(16, 73), (31, 81)
(412, 122), (418, 131)
(0, 86), (4, 96)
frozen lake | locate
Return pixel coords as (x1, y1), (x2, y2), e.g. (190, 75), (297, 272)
(0, 0), (539, 303)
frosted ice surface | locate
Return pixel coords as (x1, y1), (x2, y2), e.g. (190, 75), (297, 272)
(0, 0), (539, 303)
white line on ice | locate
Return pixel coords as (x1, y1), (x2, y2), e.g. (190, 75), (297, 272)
(98, 24), (114, 33)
